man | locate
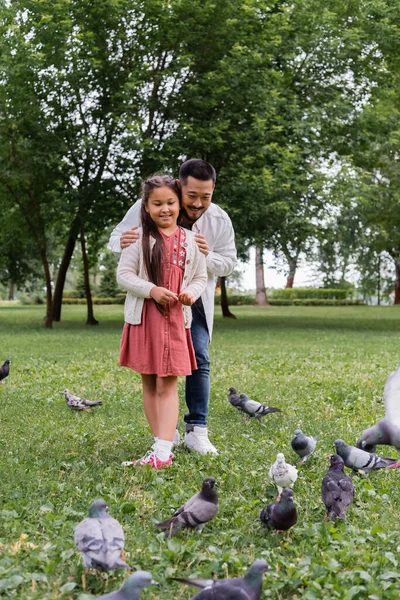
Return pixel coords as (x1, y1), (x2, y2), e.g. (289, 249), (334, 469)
(109, 159), (237, 454)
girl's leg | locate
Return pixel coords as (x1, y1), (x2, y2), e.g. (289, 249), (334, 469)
(141, 374), (159, 437)
(155, 376), (179, 442)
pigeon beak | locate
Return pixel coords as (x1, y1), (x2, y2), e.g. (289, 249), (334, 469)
(150, 580), (158, 585)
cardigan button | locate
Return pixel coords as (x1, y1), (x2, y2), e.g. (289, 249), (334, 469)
(186, 260), (190, 264)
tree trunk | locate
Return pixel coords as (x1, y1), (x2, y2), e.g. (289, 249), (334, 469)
(40, 247), (53, 328)
(395, 259), (400, 305)
(8, 280), (14, 301)
(80, 227), (99, 325)
(52, 214), (81, 321)
(255, 246), (269, 306)
(218, 276), (236, 318)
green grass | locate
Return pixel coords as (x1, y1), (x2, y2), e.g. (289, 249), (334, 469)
(1, 304), (400, 600)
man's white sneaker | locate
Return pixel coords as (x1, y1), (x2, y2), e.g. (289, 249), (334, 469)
(184, 426), (219, 455)
(173, 429), (181, 448)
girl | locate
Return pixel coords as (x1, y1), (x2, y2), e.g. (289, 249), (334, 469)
(117, 175), (207, 469)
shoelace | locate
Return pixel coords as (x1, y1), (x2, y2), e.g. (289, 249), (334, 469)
(140, 450), (155, 464)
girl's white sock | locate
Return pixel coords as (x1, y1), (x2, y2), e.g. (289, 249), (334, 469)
(155, 439), (173, 462)
(154, 436), (158, 443)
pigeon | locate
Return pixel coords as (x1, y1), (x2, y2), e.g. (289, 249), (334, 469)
(170, 559), (271, 600)
(291, 429), (318, 463)
(0, 359), (10, 382)
(156, 477), (218, 537)
(321, 455), (354, 520)
(63, 389), (103, 411)
(259, 488), (297, 532)
(95, 571), (155, 600)
(333, 439), (399, 474)
(356, 437), (376, 454)
(268, 453), (298, 497)
(358, 366), (400, 468)
(228, 387), (281, 420)
(74, 499), (129, 571)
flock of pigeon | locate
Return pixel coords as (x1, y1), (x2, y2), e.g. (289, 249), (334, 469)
(2, 358), (400, 599)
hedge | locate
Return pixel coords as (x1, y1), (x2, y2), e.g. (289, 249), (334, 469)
(269, 288), (353, 300)
(62, 296), (125, 305)
(214, 294), (255, 306)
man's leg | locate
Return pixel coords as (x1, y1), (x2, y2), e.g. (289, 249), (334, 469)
(184, 299), (218, 454)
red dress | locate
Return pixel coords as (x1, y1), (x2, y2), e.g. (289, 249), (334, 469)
(119, 227), (197, 377)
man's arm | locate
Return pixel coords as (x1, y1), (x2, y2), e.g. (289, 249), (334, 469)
(108, 200), (142, 255)
(205, 218), (237, 278)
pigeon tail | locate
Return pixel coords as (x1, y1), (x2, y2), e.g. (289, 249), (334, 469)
(113, 557), (130, 569)
(156, 517), (181, 537)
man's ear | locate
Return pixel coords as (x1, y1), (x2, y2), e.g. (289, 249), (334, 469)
(175, 178), (181, 188)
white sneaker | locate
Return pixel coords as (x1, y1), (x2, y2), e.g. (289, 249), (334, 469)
(173, 429), (181, 448)
(184, 426), (219, 455)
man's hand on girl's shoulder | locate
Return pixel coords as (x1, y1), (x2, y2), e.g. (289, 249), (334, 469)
(194, 233), (209, 256)
(120, 226), (140, 249)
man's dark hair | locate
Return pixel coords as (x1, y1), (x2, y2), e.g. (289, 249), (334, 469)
(179, 159), (216, 185)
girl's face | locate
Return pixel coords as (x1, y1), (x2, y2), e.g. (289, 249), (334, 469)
(146, 186), (180, 230)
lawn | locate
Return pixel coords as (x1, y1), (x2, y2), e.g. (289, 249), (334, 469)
(1, 304), (400, 600)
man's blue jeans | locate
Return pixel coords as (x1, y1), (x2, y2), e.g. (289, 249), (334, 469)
(184, 298), (210, 428)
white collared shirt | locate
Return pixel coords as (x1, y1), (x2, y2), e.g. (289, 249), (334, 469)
(109, 200), (237, 339)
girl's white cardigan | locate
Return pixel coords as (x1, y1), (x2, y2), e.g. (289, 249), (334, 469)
(117, 228), (207, 328)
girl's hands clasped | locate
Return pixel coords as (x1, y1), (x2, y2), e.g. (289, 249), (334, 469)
(178, 292), (196, 306)
(150, 287), (179, 305)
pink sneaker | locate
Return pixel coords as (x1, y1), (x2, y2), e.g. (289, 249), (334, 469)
(121, 451), (173, 469)
(143, 451), (173, 470)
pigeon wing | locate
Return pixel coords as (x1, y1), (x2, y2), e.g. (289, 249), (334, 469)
(191, 582), (251, 600)
(240, 397), (261, 416)
(75, 518), (105, 565)
(99, 517), (126, 569)
(384, 367), (400, 429)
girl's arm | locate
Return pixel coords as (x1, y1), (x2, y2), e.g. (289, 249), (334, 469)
(116, 240), (155, 298)
(180, 241), (208, 301)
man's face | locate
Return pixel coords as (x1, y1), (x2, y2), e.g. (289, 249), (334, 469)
(180, 176), (214, 222)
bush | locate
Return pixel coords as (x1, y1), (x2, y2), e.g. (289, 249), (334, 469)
(62, 296), (125, 305)
(269, 288), (353, 300)
(214, 294), (255, 305)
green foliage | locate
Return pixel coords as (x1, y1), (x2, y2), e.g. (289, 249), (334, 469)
(270, 288), (354, 300)
(215, 293), (256, 306)
(98, 253), (119, 298)
(1, 305), (400, 598)
(62, 296), (125, 305)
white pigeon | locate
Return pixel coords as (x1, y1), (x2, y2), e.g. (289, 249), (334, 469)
(268, 453), (298, 497)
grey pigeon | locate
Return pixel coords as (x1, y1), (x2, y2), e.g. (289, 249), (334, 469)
(268, 453), (298, 497)
(0, 359), (10, 382)
(358, 366), (400, 468)
(291, 429), (318, 463)
(259, 488), (297, 532)
(171, 559), (271, 600)
(156, 477), (218, 537)
(228, 387), (281, 420)
(321, 455), (354, 520)
(63, 389), (102, 411)
(75, 499), (129, 570)
(95, 571), (155, 600)
(333, 439), (399, 474)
